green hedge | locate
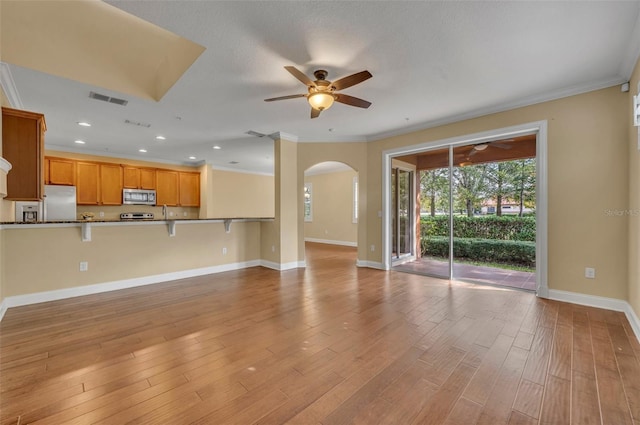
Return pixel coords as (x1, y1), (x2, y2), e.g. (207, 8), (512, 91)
(421, 236), (536, 268)
(421, 216), (535, 242)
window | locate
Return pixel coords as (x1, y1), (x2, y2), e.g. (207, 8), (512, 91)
(353, 176), (358, 223)
(304, 183), (312, 222)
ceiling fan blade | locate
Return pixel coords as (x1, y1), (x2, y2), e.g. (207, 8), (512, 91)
(285, 66), (315, 87)
(331, 70), (372, 91)
(490, 142), (513, 149)
(334, 93), (371, 109)
(311, 108), (321, 119)
(264, 94), (306, 102)
(468, 149), (479, 158)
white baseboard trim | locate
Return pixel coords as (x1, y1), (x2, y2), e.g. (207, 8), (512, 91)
(260, 260), (306, 271)
(548, 289), (640, 343)
(0, 260), (261, 317)
(0, 299), (8, 322)
(305, 238), (357, 247)
(356, 260), (386, 270)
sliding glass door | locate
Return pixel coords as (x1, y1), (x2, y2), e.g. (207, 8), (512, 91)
(391, 167), (414, 262)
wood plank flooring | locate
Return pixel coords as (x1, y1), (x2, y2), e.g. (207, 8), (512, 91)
(1, 242), (639, 424)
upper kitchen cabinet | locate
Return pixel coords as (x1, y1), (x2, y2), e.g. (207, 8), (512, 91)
(100, 163), (123, 205)
(1, 107), (46, 200)
(77, 162), (123, 205)
(123, 166), (156, 190)
(76, 161), (99, 205)
(47, 157), (76, 186)
(156, 169), (179, 206)
(179, 172), (200, 207)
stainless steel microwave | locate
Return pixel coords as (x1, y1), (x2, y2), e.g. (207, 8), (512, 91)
(123, 189), (156, 205)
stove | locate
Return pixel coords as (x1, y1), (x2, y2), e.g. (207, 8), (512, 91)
(120, 212), (154, 220)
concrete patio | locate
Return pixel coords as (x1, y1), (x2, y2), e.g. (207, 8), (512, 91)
(393, 257), (536, 291)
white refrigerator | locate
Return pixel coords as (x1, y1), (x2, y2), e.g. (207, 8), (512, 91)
(44, 185), (77, 221)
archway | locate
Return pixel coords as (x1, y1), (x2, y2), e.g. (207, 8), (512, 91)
(303, 161), (359, 265)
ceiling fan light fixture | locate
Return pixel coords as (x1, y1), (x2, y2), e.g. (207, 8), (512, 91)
(308, 92), (335, 111)
(459, 161), (473, 167)
(473, 144), (489, 151)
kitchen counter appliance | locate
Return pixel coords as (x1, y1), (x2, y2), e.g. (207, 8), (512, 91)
(120, 212), (154, 220)
(15, 201), (42, 222)
(123, 189), (156, 205)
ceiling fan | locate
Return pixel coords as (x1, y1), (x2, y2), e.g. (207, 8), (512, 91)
(467, 140), (513, 158)
(264, 66), (373, 118)
(458, 140), (513, 166)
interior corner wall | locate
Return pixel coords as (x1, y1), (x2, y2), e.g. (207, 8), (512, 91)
(207, 168), (274, 218)
(304, 170), (358, 245)
(367, 86), (629, 301)
(628, 57), (640, 320)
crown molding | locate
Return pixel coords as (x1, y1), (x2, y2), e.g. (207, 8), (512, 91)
(210, 164), (274, 176)
(368, 77), (624, 142)
(0, 157), (12, 173)
(270, 132), (298, 142)
(0, 62), (23, 109)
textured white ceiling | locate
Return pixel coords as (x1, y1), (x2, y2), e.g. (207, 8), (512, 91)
(5, 1), (640, 175)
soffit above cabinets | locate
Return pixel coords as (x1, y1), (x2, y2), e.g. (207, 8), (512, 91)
(0, 0), (205, 102)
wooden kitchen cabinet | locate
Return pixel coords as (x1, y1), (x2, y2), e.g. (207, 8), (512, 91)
(179, 172), (200, 207)
(140, 168), (156, 189)
(77, 162), (123, 205)
(123, 166), (156, 189)
(1, 107), (46, 200)
(76, 162), (99, 205)
(47, 157), (76, 186)
(156, 170), (179, 206)
(100, 164), (123, 205)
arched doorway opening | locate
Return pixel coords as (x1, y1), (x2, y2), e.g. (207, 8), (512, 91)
(303, 161), (359, 267)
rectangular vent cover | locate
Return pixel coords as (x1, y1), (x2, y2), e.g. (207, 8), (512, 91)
(89, 91), (129, 106)
(124, 119), (151, 128)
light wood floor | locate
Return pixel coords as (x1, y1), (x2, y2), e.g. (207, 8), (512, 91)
(1, 243), (639, 425)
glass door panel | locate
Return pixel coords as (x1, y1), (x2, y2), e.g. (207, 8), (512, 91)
(391, 167), (413, 261)
(415, 147), (451, 277)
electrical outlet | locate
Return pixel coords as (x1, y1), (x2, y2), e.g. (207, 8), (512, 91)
(183, 212), (188, 217)
(370, 245), (375, 252)
(79, 261), (88, 272)
(99, 212), (104, 218)
(271, 245), (275, 252)
(169, 211), (174, 217)
(585, 267), (595, 279)
(222, 247), (227, 255)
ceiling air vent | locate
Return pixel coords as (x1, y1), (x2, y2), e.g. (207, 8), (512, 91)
(124, 119), (151, 128)
(89, 91), (129, 106)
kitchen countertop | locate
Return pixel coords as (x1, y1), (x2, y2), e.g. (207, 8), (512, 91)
(0, 217), (274, 226)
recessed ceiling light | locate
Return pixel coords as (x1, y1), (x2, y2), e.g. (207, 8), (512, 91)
(156, 136), (166, 140)
(188, 156), (196, 160)
(213, 145), (222, 150)
(74, 140), (85, 144)
(77, 122), (91, 127)
(139, 149), (147, 153)
(229, 161), (239, 164)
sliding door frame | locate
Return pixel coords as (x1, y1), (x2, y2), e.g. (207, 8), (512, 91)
(381, 121), (548, 297)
